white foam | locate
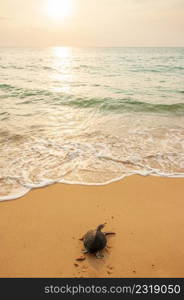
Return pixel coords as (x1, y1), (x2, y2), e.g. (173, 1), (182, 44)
(1, 169), (184, 202)
(0, 187), (31, 202)
(0, 102), (184, 202)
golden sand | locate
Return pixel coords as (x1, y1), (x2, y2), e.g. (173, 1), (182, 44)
(0, 175), (184, 277)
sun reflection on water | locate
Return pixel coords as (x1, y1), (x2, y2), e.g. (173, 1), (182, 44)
(52, 46), (72, 59)
(50, 47), (74, 93)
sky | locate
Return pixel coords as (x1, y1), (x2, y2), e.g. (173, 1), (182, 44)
(0, 0), (184, 47)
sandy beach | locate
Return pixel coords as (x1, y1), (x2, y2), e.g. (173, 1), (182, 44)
(0, 175), (183, 278)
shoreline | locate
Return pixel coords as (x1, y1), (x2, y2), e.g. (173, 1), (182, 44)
(0, 175), (184, 277)
(1, 172), (184, 202)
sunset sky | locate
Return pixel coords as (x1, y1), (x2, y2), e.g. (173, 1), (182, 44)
(0, 0), (184, 47)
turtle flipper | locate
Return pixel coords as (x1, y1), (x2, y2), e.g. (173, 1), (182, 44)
(95, 251), (104, 259)
(104, 232), (116, 236)
(82, 249), (89, 254)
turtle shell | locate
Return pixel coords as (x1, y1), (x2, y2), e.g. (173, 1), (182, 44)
(83, 229), (107, 253)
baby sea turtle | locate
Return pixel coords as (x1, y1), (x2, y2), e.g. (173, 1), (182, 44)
(80, 223), (115, 258)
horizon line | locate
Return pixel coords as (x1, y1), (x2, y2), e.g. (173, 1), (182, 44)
(0, 45), (184, 48)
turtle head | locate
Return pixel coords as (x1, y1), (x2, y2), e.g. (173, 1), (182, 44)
(97, 223), (106, 231)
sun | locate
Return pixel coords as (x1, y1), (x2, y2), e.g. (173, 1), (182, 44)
(45, 0), (73, 20)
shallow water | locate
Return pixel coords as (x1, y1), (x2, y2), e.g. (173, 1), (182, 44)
(0, 47), (184, 200)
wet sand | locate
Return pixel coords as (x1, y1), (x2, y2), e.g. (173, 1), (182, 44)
(0, 175), (184, 278)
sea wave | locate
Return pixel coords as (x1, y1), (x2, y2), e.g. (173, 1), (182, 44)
(0, 117), (184, 201)
(0, 47), (184, 201)
(1, 84), (184, 115)
(1, 172), (184, 202)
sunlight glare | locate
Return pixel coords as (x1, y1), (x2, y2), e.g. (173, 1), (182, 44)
(52, 46), (71, 58)
(45, 0), (73, 21)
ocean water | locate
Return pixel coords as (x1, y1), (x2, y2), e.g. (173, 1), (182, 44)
(0, 47), (184, 201)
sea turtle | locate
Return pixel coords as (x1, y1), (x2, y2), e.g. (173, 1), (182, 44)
(80, 223), (115, 258)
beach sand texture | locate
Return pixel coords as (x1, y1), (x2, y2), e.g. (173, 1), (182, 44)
(0, 175), (183, 278)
